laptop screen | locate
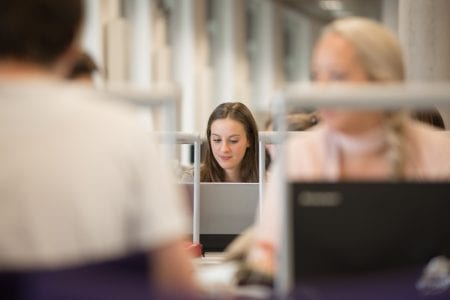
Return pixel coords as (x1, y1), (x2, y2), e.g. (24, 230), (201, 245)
(180, 182), (259, 251)
(288, 181), (450, 280)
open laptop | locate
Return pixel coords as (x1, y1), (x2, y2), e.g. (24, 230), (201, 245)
(180, 182), (259, 251)
(287, 182), (450, 283)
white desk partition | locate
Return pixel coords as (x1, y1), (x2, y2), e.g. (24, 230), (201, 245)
(158, 132), (202, 245)
(103, 84), (180, 158)
(283, 83), (450, 109)
(103, 84), (179, 131)
(258, 131), (283, 216)
(273, 83), (450, 297)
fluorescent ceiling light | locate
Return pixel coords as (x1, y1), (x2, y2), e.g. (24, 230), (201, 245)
(319, 0), (343, 11)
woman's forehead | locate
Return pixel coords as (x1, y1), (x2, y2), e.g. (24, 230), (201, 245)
(211, 118), (246, 136)
(313, 33), (359, 65)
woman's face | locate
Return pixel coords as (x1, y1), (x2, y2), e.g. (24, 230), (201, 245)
(210, 118), (249, 175)
(311, 33), (384, 134)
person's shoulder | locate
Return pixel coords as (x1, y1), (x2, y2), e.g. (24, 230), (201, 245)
(407, 119), (450, 155)
(1, 80), (139, 125)
(71, 85), (140, 118)
(286, 124), (325, 149)
(407, 119), (450, 146)
(52, 83), (158, 150)
(62, 84), (148, 133)
(405, 119), (450, 178)
(282, 124), (327, 179)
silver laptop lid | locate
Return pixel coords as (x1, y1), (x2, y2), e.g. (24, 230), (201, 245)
(180, 182), (259, 235)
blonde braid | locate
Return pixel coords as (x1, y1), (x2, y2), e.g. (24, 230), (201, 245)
(385, 112), (408, 180)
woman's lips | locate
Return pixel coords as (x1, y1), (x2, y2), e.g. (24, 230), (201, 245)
(219, 156), (232, 161)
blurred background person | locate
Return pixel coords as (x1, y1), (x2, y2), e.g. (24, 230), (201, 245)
(65, 50), (99, 85)
(0, 0), (198, 296)
(264, 111), (319, 132)
(264, 111), (319, 169)
(182, 102), (261, 183)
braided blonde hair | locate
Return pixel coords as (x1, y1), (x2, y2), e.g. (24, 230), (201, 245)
(322, 17), (407, 179)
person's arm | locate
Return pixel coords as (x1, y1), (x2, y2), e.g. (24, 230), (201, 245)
(180, 167), (194, 183)
(130, 130), (200, 294)
(151, 239), (201, 295)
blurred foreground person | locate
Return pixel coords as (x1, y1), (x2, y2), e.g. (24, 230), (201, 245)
(245, 17), (450, 283)
(0, 0), (198, 296)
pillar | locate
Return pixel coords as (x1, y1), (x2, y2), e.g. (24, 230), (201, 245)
(398, 0), (450, 127)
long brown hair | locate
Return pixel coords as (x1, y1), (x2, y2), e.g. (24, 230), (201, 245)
(201, 102), (259, 182)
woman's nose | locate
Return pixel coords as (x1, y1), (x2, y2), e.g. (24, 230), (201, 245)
(221, 142), (230, 152)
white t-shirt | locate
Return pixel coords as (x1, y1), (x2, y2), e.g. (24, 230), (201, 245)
(0, 80), (189, 269)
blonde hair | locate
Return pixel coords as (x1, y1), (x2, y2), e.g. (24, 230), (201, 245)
(322, 17), (405, 82)
(321, 17), (408, 179)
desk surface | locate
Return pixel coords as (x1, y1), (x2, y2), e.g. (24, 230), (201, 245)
(291, 266), (450, 300)
(194, 253), (450, 300)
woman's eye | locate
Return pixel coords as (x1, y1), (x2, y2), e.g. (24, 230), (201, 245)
(229, 140), (239, 144)
(212, 139), (221, 143)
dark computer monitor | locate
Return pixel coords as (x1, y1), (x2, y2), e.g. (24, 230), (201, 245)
(288, 181), (450, 280)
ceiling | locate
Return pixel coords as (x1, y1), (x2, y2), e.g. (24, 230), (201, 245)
(277, 0), (382, 22)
